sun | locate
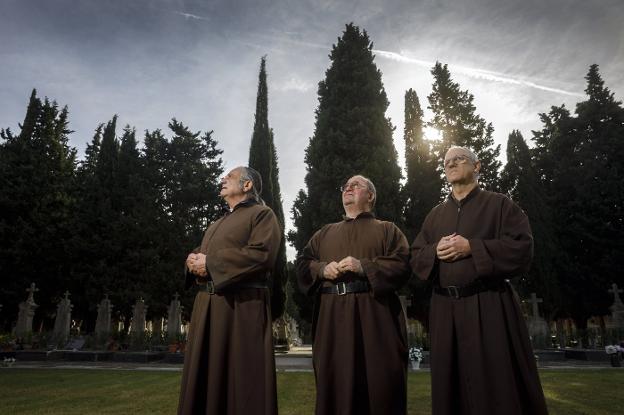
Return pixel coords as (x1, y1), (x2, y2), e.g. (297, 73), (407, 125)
(423, 126), (442, 141)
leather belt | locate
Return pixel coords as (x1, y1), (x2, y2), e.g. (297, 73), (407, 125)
(198, 280), (268, 294)
(434, 279), (508, 299)
(320, 280), (370, 295)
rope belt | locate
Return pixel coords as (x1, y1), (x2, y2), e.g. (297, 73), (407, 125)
(320, 280), (370, 295)
(198, 280), (268, 295)
(434, 278), (508, 299)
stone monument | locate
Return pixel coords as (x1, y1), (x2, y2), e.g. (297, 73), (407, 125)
(607, 283), (624, 329)
(167, 293), (183, 341)
(130, 298), (147, 335)
(15, 283), (39, 338)
(526, 292), (550, 348)
(95, 295), (113, 342)
(52, 291), (73, 345)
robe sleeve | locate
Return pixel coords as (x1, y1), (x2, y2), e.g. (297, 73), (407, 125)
(295, 229), (327, 296)
(359, 223), (410, 295)
(410, 211), (439, 281)
(469, 196), (534, 278)
(206, 207), (281, 289)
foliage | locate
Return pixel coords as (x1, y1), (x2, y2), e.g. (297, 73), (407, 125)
(248, 56), (288, 319)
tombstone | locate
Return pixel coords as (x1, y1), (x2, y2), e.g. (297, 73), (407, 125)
(15, 283), (39, 338)
(526, 293), (550, 349)
(607, 283), (624, 329)
(167, 293), (183, 341)
(272, 316), (289, 351)
(287, 316), (302, 347)
(130, 298), (148, 335)
(95, 295), (114, 343)
(52, 291), (73, 345)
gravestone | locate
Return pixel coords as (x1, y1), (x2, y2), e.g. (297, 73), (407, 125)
(95, 295), (113, 343)
(130, 298), (147, 335)
(607, 283), (624, 329)
(526, 293), (550, 348)
(287, 316), (302, 347)
(167, 293), (183, 341)
(52, 291), (73, 345)
(15, 283), (39, 338)
(273, 316), (289, 351)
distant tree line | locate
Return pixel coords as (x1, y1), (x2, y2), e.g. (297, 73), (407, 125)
(1, 23), (622, 336)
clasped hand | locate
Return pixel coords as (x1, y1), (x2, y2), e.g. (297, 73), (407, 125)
(436, 233), (471, 262)
(186, 253), (208, 277)
(323, 256), (363, 280)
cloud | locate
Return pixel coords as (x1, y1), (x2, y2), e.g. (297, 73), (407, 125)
(274, 77), (314, 92)
(374, 49), (584, 98)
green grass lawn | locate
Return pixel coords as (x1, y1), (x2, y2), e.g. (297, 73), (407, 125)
(0, 368), (622, 414)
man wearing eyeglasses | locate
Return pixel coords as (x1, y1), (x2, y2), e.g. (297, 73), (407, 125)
(178, 166), (281, 415)
(297, 174), (410, 415)
(410, 147), (548, 415)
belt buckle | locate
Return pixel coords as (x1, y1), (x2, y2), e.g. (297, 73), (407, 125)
(336, 282), (347, 296)
(206, 281), (215, 295)
(446, 285), (460, 299)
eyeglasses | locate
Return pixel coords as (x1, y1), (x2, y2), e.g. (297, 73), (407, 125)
(444, 155), (471, 168)
(340, 182), (366, 192)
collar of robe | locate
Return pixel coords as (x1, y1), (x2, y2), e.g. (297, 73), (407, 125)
(448, 185), (481, 207)
(343, 211), (375, 222)
(225, 198), (259, 214)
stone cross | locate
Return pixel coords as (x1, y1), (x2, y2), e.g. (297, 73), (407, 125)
(608, 283), (623, 306)
(15, 283), (39, 337)
(52, 291), (73, 346)
(26, 283), (39, 304)
(528, 293), (543, 319)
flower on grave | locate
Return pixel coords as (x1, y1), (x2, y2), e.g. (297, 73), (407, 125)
(409, 347), (423, 362)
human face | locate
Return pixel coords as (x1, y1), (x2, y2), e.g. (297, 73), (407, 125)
(341, 176), (373, 211)
(219, 168), (245, 199)
(444, 149), (479, 185)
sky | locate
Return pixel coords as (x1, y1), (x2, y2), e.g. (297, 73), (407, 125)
(2, 0), (623, 259)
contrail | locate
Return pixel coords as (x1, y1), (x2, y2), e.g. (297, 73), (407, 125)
(373, 49), (584, 97)
(173, 11), (209, 21)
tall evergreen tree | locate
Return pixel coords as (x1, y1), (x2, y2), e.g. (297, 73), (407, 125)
(428, 62), (501, 191)
(500, 130), (562, 320)
(402, 88), (441, 241)
(248, 56), (288, 319)
(401, 88), (440, 324)
(289, 23), (403, 255)
(532, 65), (624, 328)
(0, 90), (76, 329)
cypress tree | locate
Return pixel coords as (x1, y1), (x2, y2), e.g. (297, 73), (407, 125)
(401, 88), (441, 324)
(428, 62), (501, 191)
(290, 23), (403, 255)
(0, 91), (77, 329)
(402, 88), (441, 241)
(501, 130), (562, 320)
(247, 56), (288, 319)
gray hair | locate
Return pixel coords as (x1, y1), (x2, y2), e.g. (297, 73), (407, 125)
(238, 166), (265, 205)
(446, 146), (479, 163)
(353, 174), (377, 209)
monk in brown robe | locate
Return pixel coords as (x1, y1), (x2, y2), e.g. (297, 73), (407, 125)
(297, 175), (410, 415)
(410, 146), (548, 415)
(178, 166), (281, 415)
